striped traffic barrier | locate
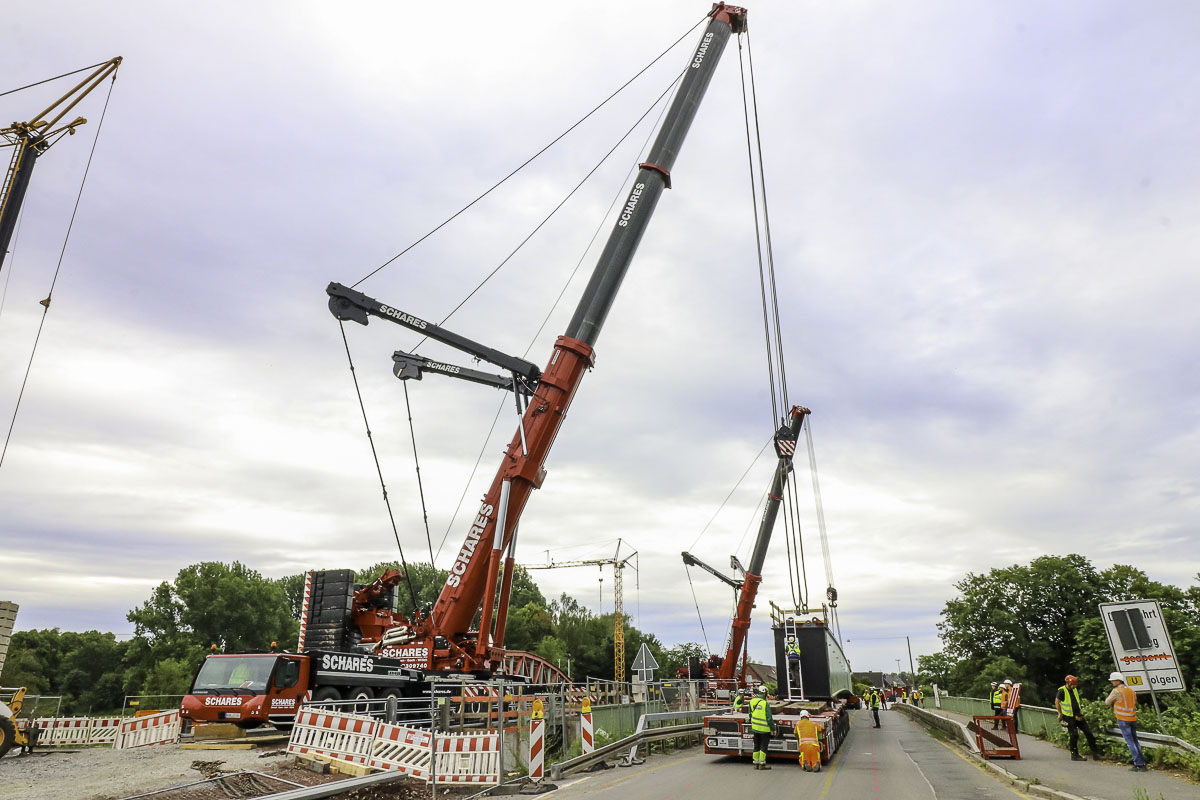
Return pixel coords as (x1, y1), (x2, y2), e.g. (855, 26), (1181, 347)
(114, 710), (181, 749)
(369, 723), (433, 778)
(581, 697), (594, 754)
(287, 709), (378, 767)
(434, 732), (500, 784)
(528, 698), (545, 782)
(296, 571), (313, 651)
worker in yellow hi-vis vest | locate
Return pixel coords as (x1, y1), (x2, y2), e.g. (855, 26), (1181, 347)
(794, 710), (822, 772)
(748, 685), (774, 770)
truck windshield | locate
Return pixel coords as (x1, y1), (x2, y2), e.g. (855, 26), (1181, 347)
(191, 656), (278, 693)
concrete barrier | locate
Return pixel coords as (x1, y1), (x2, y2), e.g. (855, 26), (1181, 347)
(893, 702), (979, 753)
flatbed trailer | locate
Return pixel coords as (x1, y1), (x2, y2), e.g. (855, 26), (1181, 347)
(703, 698), (850, 762)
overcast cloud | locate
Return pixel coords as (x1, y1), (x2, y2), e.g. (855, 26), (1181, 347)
(2, 0), (1197, 676)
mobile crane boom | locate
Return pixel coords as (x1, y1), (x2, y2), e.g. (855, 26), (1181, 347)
(329, 3), (748, 675)
(721, 405), (810, 680)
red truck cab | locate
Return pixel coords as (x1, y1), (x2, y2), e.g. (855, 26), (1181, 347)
(179, 653), (309, 728)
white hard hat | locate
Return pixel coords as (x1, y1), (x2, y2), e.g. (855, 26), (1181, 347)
(799, 710), (810, 718)
(756, 685), (768, 694)
(1109, 672), (1125, 683)
(1004, 679), (1013, 685)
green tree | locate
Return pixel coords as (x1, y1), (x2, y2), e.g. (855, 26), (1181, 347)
(142, 657), (198, 698)
(127, 561), (297, 675)
(916, 651), (957, 688)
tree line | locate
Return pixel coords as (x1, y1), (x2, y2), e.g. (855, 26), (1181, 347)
(0, 561), (705, 715)
(916, 554), (1199, 744)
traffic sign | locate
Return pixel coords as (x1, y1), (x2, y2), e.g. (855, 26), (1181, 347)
(1099, 600), (1186, 694)
(631, 643), (659, 672)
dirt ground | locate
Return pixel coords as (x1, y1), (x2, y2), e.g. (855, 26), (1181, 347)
(0, 743), (440, 800)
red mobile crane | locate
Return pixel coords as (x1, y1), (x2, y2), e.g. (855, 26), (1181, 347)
(181, 3), (749, 727)
(681, 405), (809, 688)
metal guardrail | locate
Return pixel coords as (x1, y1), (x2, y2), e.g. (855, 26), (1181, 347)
(1106, 727), (1200, 755)
(548, 721), (703, 779)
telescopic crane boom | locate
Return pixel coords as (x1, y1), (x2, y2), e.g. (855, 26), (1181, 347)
(687, 405), (810, 684)
(328, 3), (748, 676)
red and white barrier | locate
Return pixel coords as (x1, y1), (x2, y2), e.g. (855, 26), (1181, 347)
(288, 709), (378, 767)
(15, 716), (124, 747)
(581, 697), (594, 754)
(369, 723), (433, 779)
(528, 698), (545, 782)
(434, 731), (500, 784)
(114, 711), (181, 749)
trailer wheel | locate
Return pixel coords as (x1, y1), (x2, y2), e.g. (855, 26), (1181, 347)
(0, 716), (17, 758)
(312, 687), (342, 704)
(347, 686), (374, 715)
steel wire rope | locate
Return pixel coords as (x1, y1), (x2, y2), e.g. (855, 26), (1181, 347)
(412, 70), (688, 350)
(0, 69), (117, 471)
(784, 459), (809, 610)
(432, 75), (681, 564)
(684, 563), (712, 653)
(736, 34), (779, 426)
(734, 485), (769, 560)
(688, 436), (772, 551)
(401, 382), (436, 567)
(350, 16), (707, 289)
(337, 321), (421, 614)
(745, 31), (789, 412)
(779, 463), (801, 610)
(0, 61), (109, 99)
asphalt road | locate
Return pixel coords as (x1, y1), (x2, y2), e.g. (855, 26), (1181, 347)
(546, 708), (1032, 800)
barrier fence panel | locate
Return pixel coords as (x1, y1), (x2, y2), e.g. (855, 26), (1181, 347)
(114, 711), (181, 749)
(288, 709), (378, 766)
(434, 732), (500, 785)
(368, 723), (433, 779)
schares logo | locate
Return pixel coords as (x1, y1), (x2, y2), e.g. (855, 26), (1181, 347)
(204, 696), (243, 707)
(617, 183), (646, 228)
(379, 304), (428, 329)
(445, 502), (495, 588)
(691, 32), (715, 69)
(320, 653), (375, 672)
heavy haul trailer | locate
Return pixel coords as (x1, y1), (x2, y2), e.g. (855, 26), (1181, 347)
(702, 698), (850, 763)
(703, 611), (853, 763)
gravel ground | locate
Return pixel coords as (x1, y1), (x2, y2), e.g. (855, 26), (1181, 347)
(0, 743), (344, 800)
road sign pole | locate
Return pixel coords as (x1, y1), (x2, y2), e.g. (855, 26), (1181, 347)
(1131, 640), (1164, 726)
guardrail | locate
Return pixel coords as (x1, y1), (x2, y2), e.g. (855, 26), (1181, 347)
(548, 721), (703, 779)
(1106, 728), (1200, 755)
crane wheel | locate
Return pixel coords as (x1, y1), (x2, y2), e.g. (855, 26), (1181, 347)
(0, 716), (17, 758)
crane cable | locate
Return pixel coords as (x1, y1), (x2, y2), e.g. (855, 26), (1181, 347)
(337, 320), (420, 615)
(738, 31), (788, 428)
(432, 71), (682, 563)
(683, 563), (712, 653)
(1, 68), (117, 471)
(350, 16), (708, 289)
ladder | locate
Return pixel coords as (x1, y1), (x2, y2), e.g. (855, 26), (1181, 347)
(783, 617), (804, 700)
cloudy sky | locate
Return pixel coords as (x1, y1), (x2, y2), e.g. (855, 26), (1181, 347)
(2, 1), (1197, 677)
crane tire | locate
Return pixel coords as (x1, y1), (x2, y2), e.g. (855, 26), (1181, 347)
(312, 687), (342, 703)
(0, 716), (17, 758)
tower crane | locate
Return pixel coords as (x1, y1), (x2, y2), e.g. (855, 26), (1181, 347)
(1, 57), (121, 274)
(525, 540), (638, 683)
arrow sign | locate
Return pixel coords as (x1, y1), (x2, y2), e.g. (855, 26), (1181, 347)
(631, 643), (659, 672)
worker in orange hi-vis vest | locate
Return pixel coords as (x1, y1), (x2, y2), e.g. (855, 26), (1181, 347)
(1105, 672), (1147, 772)
(794, 710), (822, 772)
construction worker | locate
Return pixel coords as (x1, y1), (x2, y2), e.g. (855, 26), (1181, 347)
(748, 684), (774, 770)
(733, 689), (745, 713)
(794, 710), (822, 772)
(869, 688), (881, 728)
(1105, 672), (1146, 771)
(785, 637), (802, 660)
(989, 682), (1004, 728)
(1004, 679), (1020, 730)
(1055, 674), (1098, 761)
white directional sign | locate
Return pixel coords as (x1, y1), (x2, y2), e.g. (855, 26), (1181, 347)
(1099, 600), (1186, 694)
